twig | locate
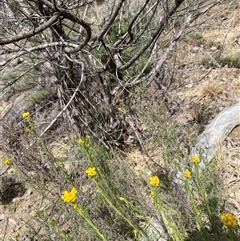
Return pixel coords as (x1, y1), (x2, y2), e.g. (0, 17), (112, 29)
(97, 0), (126, 41)
(147, 14), (193, 83)
(0, 13), (61, 45)
(0, 166), (10, 176)
(118, 0), (185, 71)
(38, 61), (84, 139)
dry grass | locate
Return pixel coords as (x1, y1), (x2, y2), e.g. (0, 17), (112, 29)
(195, 81), (225, 101)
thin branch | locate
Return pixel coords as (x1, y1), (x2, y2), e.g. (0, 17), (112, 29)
(0, 0), (91, 52)
(119, 0), (185, 71)
(147, 14), (193, 83)
(127, 0), (151, 42)
(0, 42), (79, 67)
(60, 9), (91, 53)
(0, 12), (61, 45)
(38, 60), (84, 138)
(97, 0), (126, 41)
(36, 0), (92, 52)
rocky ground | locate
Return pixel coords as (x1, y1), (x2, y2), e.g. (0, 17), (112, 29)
(1, 0), (240, 240)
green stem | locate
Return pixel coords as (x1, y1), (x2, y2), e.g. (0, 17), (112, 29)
(154, 191), (184, 241)
(74, 204), (108, 241)
(227, 227), (235, 241)
(185, 178), (210, 241)
(93, 179), (146, 239)
(83, 147), (93, 163)
(195, 164), (212, 217)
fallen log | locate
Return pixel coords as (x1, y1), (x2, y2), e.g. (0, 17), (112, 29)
(193, 102), (240, 169)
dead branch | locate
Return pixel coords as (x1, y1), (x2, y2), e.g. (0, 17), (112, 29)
(97, 0), (126, 41)
(118, 0), (185, 71)
(0, 13), (61, 45)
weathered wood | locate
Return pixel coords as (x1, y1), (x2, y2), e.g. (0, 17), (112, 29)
(172, 102), (240, 191)
(193, 102), (240, 169)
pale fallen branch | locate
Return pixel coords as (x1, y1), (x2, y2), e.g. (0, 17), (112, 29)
(193, 102), (240, 169)
(173, 102), (240, 188)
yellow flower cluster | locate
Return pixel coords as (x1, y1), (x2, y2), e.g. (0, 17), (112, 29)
(4, 157), (11, 165)
(220, 212), (237, 227)
(192, 155), (200, 163)
(184, 169), (191, 178)
(86, 167), (97, 177)
(22, 111), (30, 119)
(149, 176), (160, 187)
(61, 187), (78, 203)
(77, 136), (91, 148)
(77, 138), (84, 145)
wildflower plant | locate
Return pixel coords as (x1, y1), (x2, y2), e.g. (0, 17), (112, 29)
(85, 165), (147, 239)
(61, 186), (107, 240)
(3, 157), (12, 165)
(77, 138), (84, 146)
(192, 155), (200, 163)
(181, 153), (240, 241)
(3, 111), (240, 241)
(75, 135), (152, 239)
(61, 187), (78, 204)
(85, 167), (97, 177)
(149, 175), (185, 241)
(22, 111), (30, 119)
(184, 169), (191, 178)
(149, 175), (160, 187)
(221, 212), (237, 228)
(191, 155), (212, 221)
(184, 167), (204, 234)
(220, 212), (238, 241)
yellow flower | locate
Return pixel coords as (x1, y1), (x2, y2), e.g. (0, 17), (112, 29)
(61, 187), (78, 203)
(184, 169), (191, 178)
(151, 191), (156, 197)
(221, 212), (238, 227)
(192, 155), (200, 163)
(77, 138), (84, 145)
(149, 176), (160, 187)
(4, 157), (11, 165)
(25, 127), (30, 133)
(85, 167), (97, 177)
(119, 197), (124, 201)
(22, 111), (30, 119)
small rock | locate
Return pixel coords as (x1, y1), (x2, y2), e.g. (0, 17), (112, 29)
(210, 46), (217, 51)
(26, 189), (33, 196)
(0, 214), (5, 221)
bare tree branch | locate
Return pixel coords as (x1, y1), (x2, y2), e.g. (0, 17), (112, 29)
(61, 9), (92, 53)
(0, 0), (225, 146)
(147, 14), (193, 83)
(118, 0), (185, 71)
(38, 60), (84, 139)
(127, 0), (151, 43)
(97, 0), (126, 41)
(0, 12), (61, 45)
